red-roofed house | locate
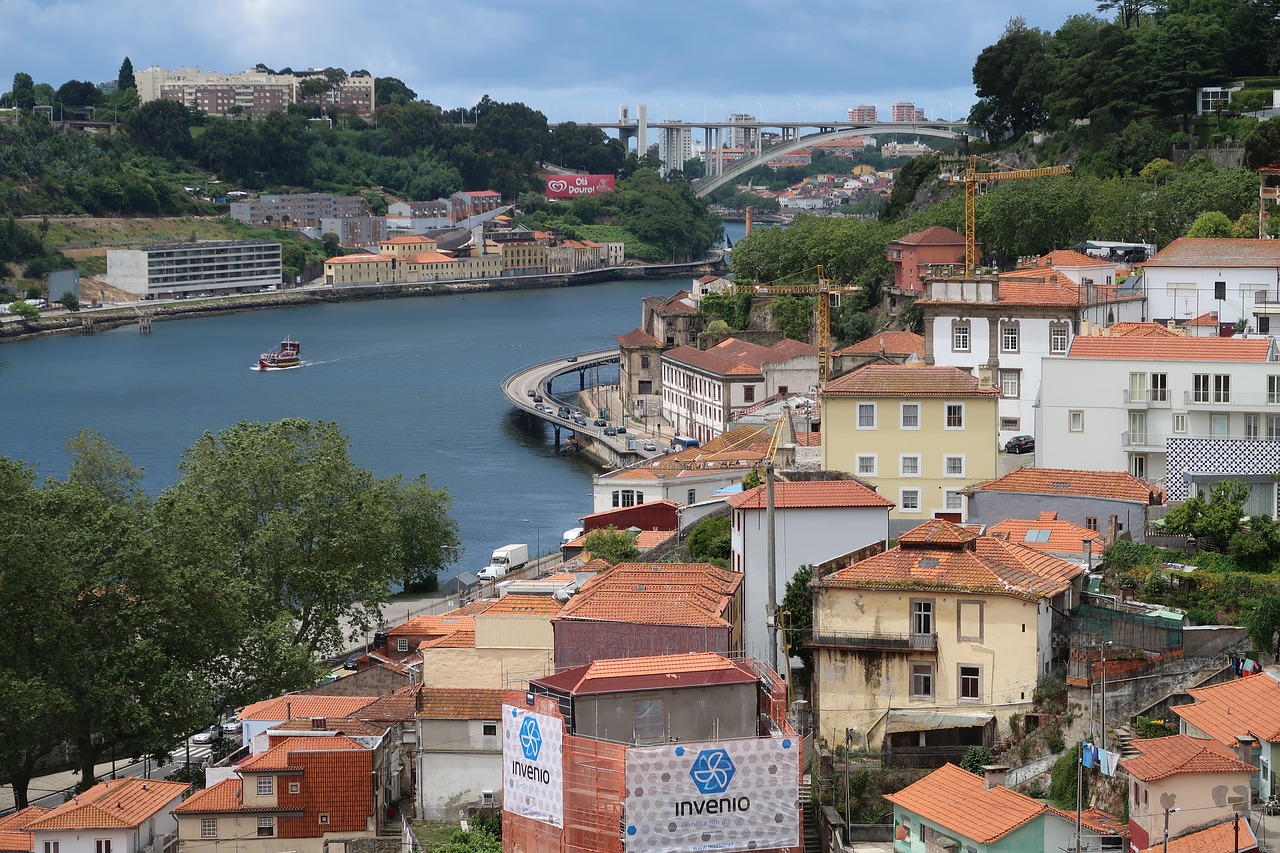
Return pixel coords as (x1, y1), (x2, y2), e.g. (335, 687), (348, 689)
(1119, 734), (1256, 850)
(986, 511), (1108, 565)
(1136, 818), (1256, 853)
(661, 337), (819, 442)
(1038, 331), (1280, 501)
(811, 520), (1085, 753)
(1141, 237), (1280, 332)
(405, 598), (561, 690)
(728, 480), (891, 664)
(1171, 672), (1280, 802)
(832, 331), (925, 374)
(175, 736), (384, 853)
(964, 467), (1159, 544)
(415, 687), (506, 820)
(25, 779), (187, 853)
(235, 694), (381, 751)
(0, 806), (49, 853)
(642, 290), (703, 348)
(886, 226), (967, 292)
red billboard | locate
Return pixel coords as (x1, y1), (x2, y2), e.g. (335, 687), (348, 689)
(545, 174), (616, 199)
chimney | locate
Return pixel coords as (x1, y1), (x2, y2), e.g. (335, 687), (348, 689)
(1082, 538), (1093, 569)
(982, 765), (1009, 790)
(311, 716), (327, 730)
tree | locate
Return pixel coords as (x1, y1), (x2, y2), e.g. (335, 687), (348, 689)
(321, 232), (342, 258)
(1246, 116), (1280, 170)
(1246, 594), (1280, 654)
(55, 79), (102, 107)
(959, 745), (997, 774)
(9, 72), (34, 111)
(781, 566), (814, 674)
(581, 525), (640, 565)
(9, 300), (38, 320)
(969, 18), (1055, 139)
(388, 473), (461, 592)
(126, 99), (194, 159)
(117, 57), (136, 91)
(1186, 210), (1234, 237)
(771, 294), (814, 342)
(1095, 0), (1156, 29)
(374, 76), (417, 106)
(687, 515), (731, 565)
(1163, 479), (1249, 551)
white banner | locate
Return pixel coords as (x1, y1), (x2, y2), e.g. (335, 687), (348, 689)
(625, 736), (800, 852)
(502, 704), (564, 827)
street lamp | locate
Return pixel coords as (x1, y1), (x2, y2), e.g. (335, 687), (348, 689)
(1162, 807), (1180, 852)
(524, 518), (542, 563)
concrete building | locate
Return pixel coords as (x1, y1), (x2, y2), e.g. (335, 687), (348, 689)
(316, 215), (387, 248)
(727, 480), (892, 665)
(847, 104), (878, 122)
(886, 226), (967, 293)
(409, 596), (562, 689)
(1036, 331), (1279, 493)
(963, 467), (1159, 544)
(811, 520), (1085, 751)
(415, 688), (506, 820)
(617, 328), (663, 418)
(106, 240), (281, 298)
(891, 101), (926, 122)
(1141, 238), (1280, 333)
(642, 290), (704, 348)
(820, 363), (999, 533)
(659, 124), (693, 173)
(137, 67), (375, 118)
(26, 779), (187, 853)
(231, 194), (370, 229)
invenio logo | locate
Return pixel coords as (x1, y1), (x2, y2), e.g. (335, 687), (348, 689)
(511, 714), (551, 785)
(676, 747), (750, 816)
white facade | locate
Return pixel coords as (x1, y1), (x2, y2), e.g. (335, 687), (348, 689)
(416, 718), (502, 820)
(1141, 238), (1280, 333)
(730, 501), (890, 665)
(1037, 340), (1280, 496)
(106, 240), (282, 297)
(592, 468), (737, 514)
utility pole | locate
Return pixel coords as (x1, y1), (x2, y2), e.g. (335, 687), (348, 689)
(766, 463), (778, 673)
(1100, 640), (1113, 749)
(1075, 742), (1083, 853)
(1163, 806), (1179, 852)
(844, 728), (853, 847)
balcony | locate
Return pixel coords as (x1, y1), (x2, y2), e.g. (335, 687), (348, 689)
(1255, 291), (1280, 314)
(1183, 389), (1280, 408)
(1121, 431), (1167, 451)
(805, 629), (937, 653)
(1123, 389), (1171, 408)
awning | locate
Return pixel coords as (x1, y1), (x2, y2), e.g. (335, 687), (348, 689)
(885, 710), (994, 734)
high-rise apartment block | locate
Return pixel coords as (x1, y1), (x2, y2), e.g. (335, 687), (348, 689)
(847, 104), (878, 122)
(891, 101), (927, 122)
(137, 67), (375, 118)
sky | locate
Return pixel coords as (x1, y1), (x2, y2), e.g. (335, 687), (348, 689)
(1, 0), (1094, 125)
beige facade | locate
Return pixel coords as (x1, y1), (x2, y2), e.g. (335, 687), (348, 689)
(418, 611), (555, 689)
(323, 253), (503, 286)
(138, 66), (375, 118)
(177, 815), (368, 853)
(1129, 769), (1252, 848)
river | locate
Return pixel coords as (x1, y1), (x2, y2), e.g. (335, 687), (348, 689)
(0, 277), (687, 578)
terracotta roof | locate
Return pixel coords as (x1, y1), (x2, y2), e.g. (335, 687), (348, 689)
(971, 467), (1156, 503)
(1119, 734), (1256, 782)
(417, 687), (506, 720)
(726, 480), (893, 510)
(173, 778), (244, 815)
(823, 363), (999, 397)
(480, 594), (563, 616)
(1069, 334), (1273, 362)
(326, 254), (388, 265)
(1043, 806), (1126, 837)
(1137, 817), (1256, 853)
(885, 763), (1045, 845)
(1105, 322), (1183, 338)
(237, 694), (379, 723)
(834, 331), (926, 358)
(419, 629), (476, 649)
(401, 251), (458, 265)
(381, 234), (433, 245)
(1036, 249), (1112, 267)
(617, 328), (662, 348)
(269, 717), (389, 737)
(556, 594), (731, 627)
(822, 521), (1084, 601)
(597, 425), (774, 481)
(892, 226), (965, 246)
(239, 735), (365, 772)
(1143, 237), (1280, 268)
(0, 806), (49, 853)
(1186, 310), (1220, 327)
(532, 652), (758, 696)
(987, 513), (1108, 554)
(556, 562), (740, 627)
(663, 337), (817, 378)
(1172, 672), (1280, 744)
(26, 778), (189, 831)
(356, 686), (419, 722)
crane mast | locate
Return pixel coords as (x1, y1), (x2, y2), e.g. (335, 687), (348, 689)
(949, 154), (1071, 275)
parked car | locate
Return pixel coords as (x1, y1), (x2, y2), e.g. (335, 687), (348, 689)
(192, 725), (221, 744)
(1005, 434), (1035, 454)
(344, 653), (364, 671)
(221, 718), (241, 735)
(643, 441), (658, 451)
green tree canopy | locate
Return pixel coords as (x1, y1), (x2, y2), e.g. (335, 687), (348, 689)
(781, 565), (815, 673)
(582, 525), (641, 565)
(117, 57), (136, 92)
(1163, 479), (1249, 552)
(1186, 210), (1234, 237)
(687, 515), (731, 565)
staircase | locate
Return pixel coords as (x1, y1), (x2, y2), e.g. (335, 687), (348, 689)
(800, 773), (821, 853)
(1108, 724), (1140, 760)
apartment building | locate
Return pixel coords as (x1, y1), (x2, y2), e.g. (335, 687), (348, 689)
(137, 66), (375, 118)
(106, 240), (282, 297)
(886, 226), (967, 293)
(847, 104), (878, 122)
(891, 101), (926, 122)
(1142, 238), (1280, 332)
(231, 194), (370, 229)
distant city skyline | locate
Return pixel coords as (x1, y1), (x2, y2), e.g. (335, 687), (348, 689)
(1, 0), (1093, 124)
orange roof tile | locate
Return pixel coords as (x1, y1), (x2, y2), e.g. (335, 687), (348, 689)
(1105, 322), (1183, 338)
(823, 364), (999, 397)
(1137, 817), (1256, 853)
(326, 254), (387, 265)
(0, 806), (49, 853)
(237, 694), (379, 723)
(480, 594), (563, 615)
(891, 226), (965, 246)
(173, 778), (243, 815)
(1186, 310), (1220, 327)
(1069, 335), (1273, 362)
(417, 687), (506, 720)
(822, 521), (1083, 601)
(727, 480), (893, 510)
(26, 778), (189, 831)
(556, 561), (742, 627)
(356, 686), (419, 722)
(270, 717), (389, 737)
(239, 735), (365, 772)
(834, 331), (925, 358)
(381, 234), (434, 245)
(1043, 806), (1126, 837)
(617, 328), (662, 348)
(663, 337), (817, 378)
(1036, 249), (1112, 267)
(987, 513), (1108, 554)
(885, 763), (1045, 844)
(1120, 734), (1256, 782)
(1143, 237), (1280, 268)
(597, 426), (775, 481)
(533, 652), (757, 696)
(419, 629), (476, 648)
(1172, 672), (1280, 743)
(557, 594), (731, 627)
(972, 467), (1156, 503)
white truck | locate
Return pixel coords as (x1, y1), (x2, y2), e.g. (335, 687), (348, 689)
(477, 543), (530, 580)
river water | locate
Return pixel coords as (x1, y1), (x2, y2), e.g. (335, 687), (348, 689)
(0, 277), (686, 578)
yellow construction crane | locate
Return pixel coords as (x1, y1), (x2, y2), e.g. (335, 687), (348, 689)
(730, 264), (860, 389)
(947, 154), (1071, 276)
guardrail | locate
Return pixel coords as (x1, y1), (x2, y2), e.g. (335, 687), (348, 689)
(804, 629), (937, 652)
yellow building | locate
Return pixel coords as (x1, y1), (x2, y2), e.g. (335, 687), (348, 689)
(810, 520), (1084, 756)
(379, 234), (439, 256)
(820, 362), (998, 532)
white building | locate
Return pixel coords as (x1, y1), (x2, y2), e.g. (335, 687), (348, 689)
(1037, 329), (1280, 505)
(727, 479), (892, 665)
(661, 337), (818, 442)
(27, 778), (188, 853)
(416, 688), (505, 820)
(106, 240), (282, 298)
(922, 257), (1145, 443)
(1142, 237), (1280, 334)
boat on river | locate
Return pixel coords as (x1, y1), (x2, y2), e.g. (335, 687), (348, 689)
(255, 337), (301, 371)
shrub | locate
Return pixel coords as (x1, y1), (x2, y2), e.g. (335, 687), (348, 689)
(1048, 744), (1086, 809)
(959, 745), (996, 775)
(1045, 725), (1066, 754)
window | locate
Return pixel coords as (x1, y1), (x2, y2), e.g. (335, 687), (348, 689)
(257, 776), (274, 796)
(743, 385), (756, 403)
(910, 663), (934, 698)
(900, 488), (921, 512)
(200, 819), (218, 839)
(945, 403), (965, 429)
(1214, 374), (1231, 403)
(288, 781), (300, 794)
(319, 814), (330, 825)
(1000, 322), (1019, 353)
(95, 843), (111, 853)
(1215, 280), (1227, 300)
(640, 355), (650, 369)
(901, 403), (920, 429)
(959, 665), (981, 700)
(1069, 410), (1084, 432)
(1085, 516), (1099, 531)
(1270, 415), (1280, 441)
(1193, 373), (1211, 403)
(944, 455), (965, 477)
(957, 600), (983, 642)
(1173, 413), (1188, 434)
(257, 818), (275, 838)
(1000, 417), (1020, 432)
(856, 454), (877, 476)
(483, 723), (497, 736)
(633, 698), (665, 743)
(911, 599), (934, 635)
(1049, 325), (1069, 354)
(952, 322), (970, 352)
(900, 455), (920, 476)
(1151, 373), (1168, 403)
(1270, 376), (1280, 405)
(396, 638), (409, 653)
(1131, 454), (1146, 478)
(857, 402), (876, 428)
(944, 490), (964, 512)
(1211, 414), (1228, 437)
(1000, 370), (1020, 398)
(687, 488), (697, 504)
(43, 844), (57, 853)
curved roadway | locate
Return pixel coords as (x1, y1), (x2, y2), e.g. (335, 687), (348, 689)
(502, 349), (667, 461)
